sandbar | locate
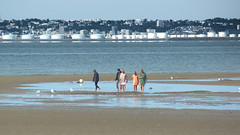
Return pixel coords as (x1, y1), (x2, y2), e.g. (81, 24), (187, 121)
(0, 72), (240, 135)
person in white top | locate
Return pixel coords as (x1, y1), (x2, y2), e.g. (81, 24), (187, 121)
(119, 69), (128, 92)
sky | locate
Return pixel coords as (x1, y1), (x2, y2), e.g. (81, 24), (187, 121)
(0, 0), (240, 20)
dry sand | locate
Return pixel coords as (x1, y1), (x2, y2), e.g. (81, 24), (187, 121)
(1, 72), (240, 135)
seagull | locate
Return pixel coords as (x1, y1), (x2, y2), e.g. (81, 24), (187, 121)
(50, 89), (55, 94)
(36, 90), (41, 94)
(238, 87), (240, 92)
(218, 78), (223, 81)
(70, 88), (74, 92)
(170, 76), (174, 80)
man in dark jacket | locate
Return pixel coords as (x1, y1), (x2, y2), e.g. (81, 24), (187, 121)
(115, 69), (121, 92)
(93, 69), (100, 92)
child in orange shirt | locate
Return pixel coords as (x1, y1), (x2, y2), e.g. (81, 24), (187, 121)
(132, 71), (139, 91)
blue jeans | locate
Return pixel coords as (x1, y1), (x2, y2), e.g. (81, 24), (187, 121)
(95, 81), (100, 90)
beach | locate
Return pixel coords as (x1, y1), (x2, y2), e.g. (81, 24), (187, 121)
(1, 72), (240, 135)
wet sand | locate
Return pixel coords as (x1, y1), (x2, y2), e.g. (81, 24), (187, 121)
(1, 72), (240, 135)
(1, 72), (240, 92)
(0, 107), (240, 135)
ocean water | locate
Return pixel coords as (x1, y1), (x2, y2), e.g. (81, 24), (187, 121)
(0, 41), (240, 76)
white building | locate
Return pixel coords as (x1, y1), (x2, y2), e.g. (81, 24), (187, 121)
(218, 32), (228, 37)
(125, 35), (131, 39)
(2, 34), (17, 39)
(196, 34), (207, 38)
(146, 29), (156, 33)
(180, 35), (188, 38)
(157, 32), (168, 39)
(169, 35), (177, 38)
(112, 35), (118, 39)
(147, 33), (157, 39)
(156, 20), (164, 27)
(71, 34), (85, 39)
(229, 34), (237, 38)
(131, 35), (136, 39)
(117, 35), (125, 39)
(90, 34), (105, 39)
(51, 34), (64, 39)
(39, 34), (51, 39)
(207, 32), (216, 37)
(188, 34), (196, 38)
(21, 34), (34, 39)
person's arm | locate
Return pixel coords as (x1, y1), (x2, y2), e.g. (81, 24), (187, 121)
(126, 74), (128, 83)
(115, 72), (118, 81)
(97, 73), (99, 81)
(145, 74), (147, 83)
(93, 74), (95, 82)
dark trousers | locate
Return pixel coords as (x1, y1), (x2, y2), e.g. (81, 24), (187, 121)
(95, 81), (100, 90)
(116, 80), (122, 90)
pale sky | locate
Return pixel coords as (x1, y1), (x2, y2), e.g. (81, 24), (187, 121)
(0, 0), (239, 20)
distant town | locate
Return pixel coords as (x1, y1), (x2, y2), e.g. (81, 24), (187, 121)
(0, 17), (240, 40)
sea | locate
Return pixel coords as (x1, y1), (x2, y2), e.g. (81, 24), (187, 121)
(0, 40), (240, 76)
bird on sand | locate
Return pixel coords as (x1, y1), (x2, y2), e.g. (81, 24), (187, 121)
(36, 90), (41, 94)
(50, 89), (55, 94)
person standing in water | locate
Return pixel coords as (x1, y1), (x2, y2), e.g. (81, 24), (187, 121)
(139, 69), (147, 93)
(119, 69), (128, 92)
(93, 69), (101, 92)
(115, 68), (121, 92)
(132, 71), (139, 92)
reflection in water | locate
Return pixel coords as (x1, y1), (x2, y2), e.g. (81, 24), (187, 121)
(132, 95), (138, 107)
(119, 95), (126, 107)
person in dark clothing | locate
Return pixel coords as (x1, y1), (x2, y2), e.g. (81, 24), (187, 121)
(93, 69), (100, 91)
(115, 69), (121, 92)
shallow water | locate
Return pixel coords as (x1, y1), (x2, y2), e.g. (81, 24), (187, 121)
(1, 79), (240, 110)
(19, 79), (240, 93)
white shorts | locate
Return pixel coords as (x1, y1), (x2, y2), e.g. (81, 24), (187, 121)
(121, 82), (126, 85)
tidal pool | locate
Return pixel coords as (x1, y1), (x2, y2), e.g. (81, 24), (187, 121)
(0, 79), (240, 110)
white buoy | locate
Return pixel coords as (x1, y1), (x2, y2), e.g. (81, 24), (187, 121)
(70, 88), (74, 92)
(170, 76), (174, 80)
(50, 89), (55, 94)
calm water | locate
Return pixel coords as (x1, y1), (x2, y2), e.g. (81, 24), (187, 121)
(0, 41), (240, 75)
(0, 80), (238, 110)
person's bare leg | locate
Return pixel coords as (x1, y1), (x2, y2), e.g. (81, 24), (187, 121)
(141, 85), (144, 93)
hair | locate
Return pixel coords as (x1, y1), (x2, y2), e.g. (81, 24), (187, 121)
(117, 69), (120, 71)
(93, 69), (96, 73)
(122, 69), (125, 73)
(140, 69), (144, 73)
(134, 71), (137, 75)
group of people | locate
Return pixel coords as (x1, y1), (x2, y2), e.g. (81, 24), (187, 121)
(92, 69), (147, 93)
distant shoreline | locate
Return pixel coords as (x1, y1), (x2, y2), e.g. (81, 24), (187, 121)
(0, 37), (240, 42)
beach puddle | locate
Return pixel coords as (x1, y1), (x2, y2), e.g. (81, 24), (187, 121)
(0, 79), (240, 110)
(18, 80), (240, 93)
